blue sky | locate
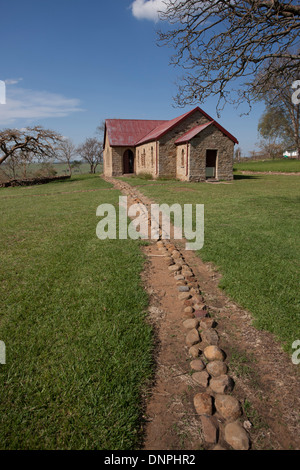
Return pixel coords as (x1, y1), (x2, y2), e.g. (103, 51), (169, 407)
(0, 0), (265, 156)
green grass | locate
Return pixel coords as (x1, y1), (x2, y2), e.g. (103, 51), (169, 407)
(234, 159), (300, 173)
(120, 174), (300, 353)
(0, 174), (153, 449)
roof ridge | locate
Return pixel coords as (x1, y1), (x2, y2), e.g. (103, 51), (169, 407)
(105, 118), (168, 122)
(135, 107), (207, 145)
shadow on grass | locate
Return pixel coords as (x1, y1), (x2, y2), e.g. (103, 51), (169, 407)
(233, 174), (260, 180)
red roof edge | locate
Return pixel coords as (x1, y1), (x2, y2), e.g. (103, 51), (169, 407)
(175, 122), (213, 144)
(212, 121), (239, 144)
(175, 119), (239, 145)
(136, 107), (207, 145)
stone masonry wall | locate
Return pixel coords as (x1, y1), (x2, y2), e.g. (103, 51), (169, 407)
(103, 138), (113, 177)
(135, 142), (157, 177)
(176, 144), (190, 181)
(158, 110), (210, 178)
(189, 126), (234, 182)
(104, 141), (136, 177)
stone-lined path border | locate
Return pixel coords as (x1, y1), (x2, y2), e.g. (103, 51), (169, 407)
(103, 176), (300, 451)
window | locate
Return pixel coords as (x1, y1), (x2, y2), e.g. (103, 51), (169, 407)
(141, 149), (146, 167)
(151, 147), (154, 167)
(181, 149), (185, 167)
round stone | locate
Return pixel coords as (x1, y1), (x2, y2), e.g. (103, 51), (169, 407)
(178, 292), (192, 301)
(189, 343), (202, 358)
(204, 345), (225, 362)
(206, 361), (228, 377)
(184, 306), (194, 314)
(192, 370), (210, 388)
(190, 359), (206, 371)
(210, 375), (234, 394)
(182, 270), (193, 277)
(224, 421), (250, 450)
(215, 394), (242, 422)
(194, 393), (213, 416)
(183, 318), (199, 329)
(186, 328), (200, 347)
(200, 318), (216, 329)
(168, 264), (181, 272)
(200, 328), (219, 346)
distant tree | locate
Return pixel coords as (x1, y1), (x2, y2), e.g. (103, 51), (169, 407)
(34, 162), (57, 178)
(56, 138), (78, 176)
(0, 126), (62, 166)
(158, 1), (300, 111)
(70, 160), (82, 174)
(234, 147), (242, 162)
(17, 149), (35, 179)
(258, 139), (284, 160)
(77, 138), (102, 174)
(253, 57), (300, 158)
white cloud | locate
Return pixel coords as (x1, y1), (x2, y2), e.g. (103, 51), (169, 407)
(131, 0), (167, 22)
(0, 86), (83, 126)
(4, 78), (23, 85)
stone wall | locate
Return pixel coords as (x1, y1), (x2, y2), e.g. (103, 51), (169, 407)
(135, 141), (157, 177)
(158, 110), (210, 178)
(103, 138), (113, 176)
(0, 175), (71, 188)
(176, 144), (190, 181)
(103, 138), (136, 177)
(189, 126), (234, 182)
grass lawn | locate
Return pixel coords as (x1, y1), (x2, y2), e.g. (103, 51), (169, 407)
(0, 174), (153, 449)
(234, 159), (300, 173)
(120, 174), (300, 353)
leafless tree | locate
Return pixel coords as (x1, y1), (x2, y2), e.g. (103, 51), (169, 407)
(56, 138), (78, 176)
(1, 154), (19, 180)
(77, 138), (103, 174)
(234, 147), (242, 162)
(158, 1), (300, 112)
(0, 126), (62, 166)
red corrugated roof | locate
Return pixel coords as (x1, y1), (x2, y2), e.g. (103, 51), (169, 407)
(175, 120), (238, 145)
(104, 107), (238, 147)
(105, 119), (167, 147)
(175, 122), (213, 144)
(135, 108), (197, 145)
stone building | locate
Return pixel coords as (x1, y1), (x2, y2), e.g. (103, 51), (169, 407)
(103, 107), (238, 181)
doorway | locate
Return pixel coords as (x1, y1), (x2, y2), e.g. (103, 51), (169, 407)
(123, 149), (134, 174)
(205, 149), (217, 179)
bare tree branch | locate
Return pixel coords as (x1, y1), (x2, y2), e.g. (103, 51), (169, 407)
(0, 126), (62, 166)
(77, 138), (103, 174)
(158, 1), (300, 112)
(56, 138), (78, 176)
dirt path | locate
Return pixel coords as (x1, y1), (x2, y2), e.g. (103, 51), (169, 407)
(104, 176), (300, 451)
(239, 170), (300, 175)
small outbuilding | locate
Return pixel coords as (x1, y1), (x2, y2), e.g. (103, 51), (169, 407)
(103, 107), (238, 181)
